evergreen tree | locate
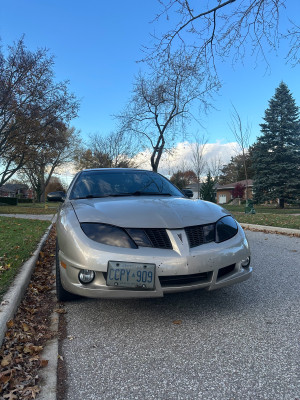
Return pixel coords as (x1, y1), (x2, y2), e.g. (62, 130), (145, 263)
(200, 172), (216, 202)
(252, 82), (300, 208)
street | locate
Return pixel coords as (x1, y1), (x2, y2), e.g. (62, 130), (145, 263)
(58, 231), (300, 400)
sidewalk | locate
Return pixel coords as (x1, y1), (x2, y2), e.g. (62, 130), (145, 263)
(0, 213), (56, 222)
(240, 223), (300, 237)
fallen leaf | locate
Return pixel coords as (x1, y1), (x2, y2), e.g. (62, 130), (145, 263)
(172, 320), (182, 325)
(1, 354), (12, 367)
(6, 319), (14, 328)
(3, 390), (17, 399)
(22, 322), (30, 332)
(22, 385), (40, 399)
(23, 346), (33, 354)
(54, 308), (66, 314)
(40, 359), (49, 367)
(31, 345), (43, 353)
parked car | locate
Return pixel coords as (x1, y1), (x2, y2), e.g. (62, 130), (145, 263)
(51, 168), (251, 300)
(182, 188), (194, 198)
(47, 191), (66, 202)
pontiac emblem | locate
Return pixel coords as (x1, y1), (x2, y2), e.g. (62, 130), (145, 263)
(177, 233), (183, 243)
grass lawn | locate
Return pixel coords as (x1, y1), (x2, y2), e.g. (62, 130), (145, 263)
(225, 205), (300, 230)
(233, 212), (300, 230)
(0, 202), (60, 215)
(0, 216), (51, 299)
(225, 204), (300, 214)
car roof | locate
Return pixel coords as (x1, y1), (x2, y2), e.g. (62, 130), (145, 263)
(80, 168), (152, 173)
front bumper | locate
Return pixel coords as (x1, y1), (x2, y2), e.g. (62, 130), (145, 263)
(58, 225), (252, 298)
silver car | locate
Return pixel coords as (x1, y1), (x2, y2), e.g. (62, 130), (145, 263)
(52, 168), (251, 301)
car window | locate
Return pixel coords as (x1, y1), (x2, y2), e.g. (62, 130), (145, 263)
(69, 170), (183, 199)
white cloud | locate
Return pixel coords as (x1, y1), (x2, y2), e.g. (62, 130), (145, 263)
(133, 140), (240, 177)
(51, 141), (240, 185)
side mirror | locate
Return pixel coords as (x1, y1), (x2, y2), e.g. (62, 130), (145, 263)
(47, 191), (66, 202)
(182, 189), (193, 198)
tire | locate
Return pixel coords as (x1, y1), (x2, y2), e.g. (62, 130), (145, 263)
(56, 240), (76, 302)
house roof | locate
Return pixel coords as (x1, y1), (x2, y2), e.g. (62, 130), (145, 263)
(184, 183), (201, 191)
(216, 179), (253, 190)
(0, 183), (29, 194)
(0, 186), (15, 194)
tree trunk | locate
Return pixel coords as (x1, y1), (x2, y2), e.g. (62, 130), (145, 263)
(279, 198), (285, 208)
(151, 135), (165, 172)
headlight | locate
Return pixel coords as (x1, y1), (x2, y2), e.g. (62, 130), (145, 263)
(80, 223), (137, 248)
(215, 216), (238, 243)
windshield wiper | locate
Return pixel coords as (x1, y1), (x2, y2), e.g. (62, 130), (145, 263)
(111, 191), (173, 196)
(73, 194), (110, 199)
(73, 192), (173, 199)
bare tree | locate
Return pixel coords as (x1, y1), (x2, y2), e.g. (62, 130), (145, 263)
(90, 131), (138, 168)
(75, 130), (138, 170)
(228, 105), (251, 200)
(0, 38), (79, 186)
(206, 155), (223, 183)
(148, 1), (295, 68)
(21, 125), (80, 202)
(118, 53), (219, 172)
(190, 133), (207, 198)
(285, 21), (300, 66)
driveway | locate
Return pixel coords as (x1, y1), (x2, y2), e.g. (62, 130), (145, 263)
(58, 231), (300, 400)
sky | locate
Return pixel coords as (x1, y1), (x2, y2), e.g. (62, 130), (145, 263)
(1, 0), (300, 179)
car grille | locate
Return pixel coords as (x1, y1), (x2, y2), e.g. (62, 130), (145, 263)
(159, 272), (212, 287)
(185, 225), (205, 248)
(144, 228), (172, 249)
(185, 224), (216, 248)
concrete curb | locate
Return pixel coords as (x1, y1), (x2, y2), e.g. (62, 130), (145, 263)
(0, 223), (53, 346)
(38, 286), (59, 400)
(240, 223), (300, 237)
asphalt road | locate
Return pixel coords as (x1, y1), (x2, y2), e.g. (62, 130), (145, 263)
(59, 231), (300, 400)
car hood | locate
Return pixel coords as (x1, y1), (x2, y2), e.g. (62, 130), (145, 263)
(70, 197), (230, 229)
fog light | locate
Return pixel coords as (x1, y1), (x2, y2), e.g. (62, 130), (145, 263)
(78, 269), (95, 284)
(241, 257), (250, 268)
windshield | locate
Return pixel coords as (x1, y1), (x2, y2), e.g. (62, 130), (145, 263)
(69, 170), (183, 200)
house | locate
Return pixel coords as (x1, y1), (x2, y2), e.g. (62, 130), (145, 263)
(183, 183), (200, 199)
(0, 184), (34, 199)
(216, 180), (253, 205)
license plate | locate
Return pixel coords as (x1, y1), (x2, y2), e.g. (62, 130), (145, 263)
(107, 261), (155, 289)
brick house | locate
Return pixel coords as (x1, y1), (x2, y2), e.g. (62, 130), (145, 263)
(216, 180), (253, 205)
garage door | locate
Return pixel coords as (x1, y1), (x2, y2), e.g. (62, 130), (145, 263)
(219, 194), (227, 204)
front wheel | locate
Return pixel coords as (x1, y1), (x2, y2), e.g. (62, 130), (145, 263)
(56, 240), (76, 302)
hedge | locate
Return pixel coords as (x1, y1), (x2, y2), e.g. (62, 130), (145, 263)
(0, 197), (18, 205)
(18, 198), (34, 204)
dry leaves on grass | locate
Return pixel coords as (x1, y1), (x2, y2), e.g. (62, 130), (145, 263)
(0, 226), (57, 400)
